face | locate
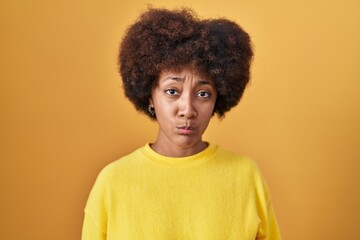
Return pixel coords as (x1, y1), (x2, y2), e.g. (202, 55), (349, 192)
(150, 68), (217, 157)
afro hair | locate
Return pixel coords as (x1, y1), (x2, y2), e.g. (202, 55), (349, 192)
(119, 7), (253, 119)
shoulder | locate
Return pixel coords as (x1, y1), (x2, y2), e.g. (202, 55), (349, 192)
(94, 145), (145, 185)
(212, 145), (266, 184)
(214, 145), (259, 170)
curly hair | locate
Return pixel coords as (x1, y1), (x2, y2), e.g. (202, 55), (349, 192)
(119, 7), (253, 119)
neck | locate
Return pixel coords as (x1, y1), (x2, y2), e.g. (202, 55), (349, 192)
(150, 140), (208, 158)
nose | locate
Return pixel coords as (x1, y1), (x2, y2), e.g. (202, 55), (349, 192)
(178, 93), (197, 119)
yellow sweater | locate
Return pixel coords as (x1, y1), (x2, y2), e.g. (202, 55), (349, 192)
(82, 144), (281, 239)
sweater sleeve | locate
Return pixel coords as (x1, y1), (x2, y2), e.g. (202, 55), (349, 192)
(82, 211), (107, 240)
(81, 168), (110, 240)
(252, 163), (281, 240)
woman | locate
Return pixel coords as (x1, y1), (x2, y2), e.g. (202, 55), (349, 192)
(82, 7), (281, 240)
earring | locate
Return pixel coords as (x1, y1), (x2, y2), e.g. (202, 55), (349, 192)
(148, 105), (155, 116)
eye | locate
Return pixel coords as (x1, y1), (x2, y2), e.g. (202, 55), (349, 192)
(197, 91), (211, 98)
(165, 89), (178, 95)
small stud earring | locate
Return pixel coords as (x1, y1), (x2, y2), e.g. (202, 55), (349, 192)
(148, 105), (155, 116)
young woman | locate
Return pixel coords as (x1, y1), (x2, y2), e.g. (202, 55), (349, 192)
(82, 8), (281, 240)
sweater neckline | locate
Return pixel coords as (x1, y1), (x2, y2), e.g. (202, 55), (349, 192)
(140, 143), (218, 168)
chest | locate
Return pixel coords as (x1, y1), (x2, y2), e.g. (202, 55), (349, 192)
(106, 167), (260, 239)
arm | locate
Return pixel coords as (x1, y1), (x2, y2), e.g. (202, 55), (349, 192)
(81, 169), (109, 240)
(82, 211), (107, 240)
(252, 163), (281, 240)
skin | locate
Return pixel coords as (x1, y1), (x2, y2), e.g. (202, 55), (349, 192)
(149, 68), (217, 157)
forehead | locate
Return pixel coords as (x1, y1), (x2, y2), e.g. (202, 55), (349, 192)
(158, 68), (214, 85)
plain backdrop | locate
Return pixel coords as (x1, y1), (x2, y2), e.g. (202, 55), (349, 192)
(1, 0), (359, 239)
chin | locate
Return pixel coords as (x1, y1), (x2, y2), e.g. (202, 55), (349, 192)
(174, 136), (202, 149)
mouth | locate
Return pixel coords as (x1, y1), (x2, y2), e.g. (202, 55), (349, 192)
(177, 126), (195, 135)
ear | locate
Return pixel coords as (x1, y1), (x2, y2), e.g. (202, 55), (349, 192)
(149, 98), (154, 107)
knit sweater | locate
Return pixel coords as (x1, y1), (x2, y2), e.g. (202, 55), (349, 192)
(82, 143), (281, 239)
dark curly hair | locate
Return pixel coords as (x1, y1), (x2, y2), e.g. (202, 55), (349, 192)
(119, 7), (253, 119)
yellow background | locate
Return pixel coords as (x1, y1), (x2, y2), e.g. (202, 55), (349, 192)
(1, 0), (359, 239)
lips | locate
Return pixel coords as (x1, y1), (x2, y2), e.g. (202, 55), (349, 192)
(177, 125), (195, 135)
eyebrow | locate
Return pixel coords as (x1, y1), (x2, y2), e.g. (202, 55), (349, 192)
(163, 77), (213, 86)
